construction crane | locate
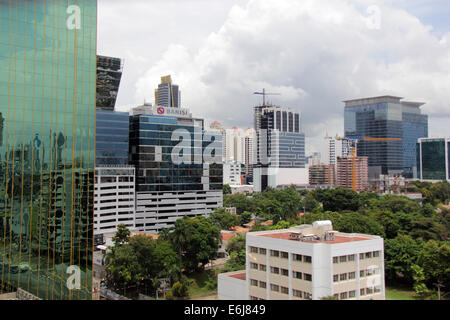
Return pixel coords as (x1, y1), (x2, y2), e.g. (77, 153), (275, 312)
(334, 136), (403, 192)
(253, 88), (281, 106)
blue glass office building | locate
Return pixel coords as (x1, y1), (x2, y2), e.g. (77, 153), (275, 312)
(417, 138), (450, 181)
(96, 110), (129, 166)
(344, 96), (428, 178)
(129, 106), (223, 233)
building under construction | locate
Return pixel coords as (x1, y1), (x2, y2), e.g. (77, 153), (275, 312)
(336, 156), (368, 192)
(309, 164), (336, 186)
(96, 55), (123, 111)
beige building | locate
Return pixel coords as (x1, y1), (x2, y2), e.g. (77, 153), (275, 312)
(218, 221), (385, 300)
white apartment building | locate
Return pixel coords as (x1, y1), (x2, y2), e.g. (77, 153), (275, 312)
(94, 166), (136, 235)
(218, 221), (385, 300)
(223, 161), (243, 185)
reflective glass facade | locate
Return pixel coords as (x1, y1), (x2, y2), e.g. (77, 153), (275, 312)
(418, 139), (449, 181)
(96, 55), (122, 111)
(345, 99), (428, 178)
(96, 110), (129, 166)
(129, 115), (223, 192)
(0, 1), (96, 299)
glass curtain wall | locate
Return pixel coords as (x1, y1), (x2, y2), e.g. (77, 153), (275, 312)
(0, 0), (96, 299)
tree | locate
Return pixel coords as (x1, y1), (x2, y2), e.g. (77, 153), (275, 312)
(209, 208), (240, 230)
(411, 264), (431, 299)
(334, 212), (385, 238)
(226, 235), (245, 255)
(223, 184), (232, 195)
(417, 240), (450, 291)
(170, 216), (220, 273)
(112, 224), (131, 247)
(410, 218), (447, 241)
(104, 244), (143, 291)
(302, 193), (319, 212)
(384, 235), (424, 284)
(239, 211), (253, 225)
(321, 188), (361, 212)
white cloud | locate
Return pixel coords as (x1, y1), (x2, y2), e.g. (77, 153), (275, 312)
(102, 0), (450, 160)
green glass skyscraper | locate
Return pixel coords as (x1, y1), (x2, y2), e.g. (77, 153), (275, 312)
(0, 0), (97, 299)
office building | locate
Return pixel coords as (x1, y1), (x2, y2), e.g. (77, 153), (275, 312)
(309, 164), (336, 186)
(129, 105), (223, 233)
(244, 128), (256, 183)
(96, 110), (129, 166)
(0, 0), (96, 299)
(155, 75), (181, 108)
(336, 156), (369, 192)
(306, 152), (321, 166)
(218, 221), (385, 300)
(417, 138), (450, 181)
(344, 96), (428, 179)
(253, 105), (307, 192)
(96, 55), (123, 111)
(326, 136), (352, 167)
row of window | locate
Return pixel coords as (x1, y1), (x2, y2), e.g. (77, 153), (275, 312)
(249, 247), (311, 263)
(249, 280), (311, 299)
(333, 271), (356, 282)
(249, 263), (312, 281)
(332, 286), (383, 299)
(332, 251), (381, 264)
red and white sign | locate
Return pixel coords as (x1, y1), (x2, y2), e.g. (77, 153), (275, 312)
(157, 107), (165, 114)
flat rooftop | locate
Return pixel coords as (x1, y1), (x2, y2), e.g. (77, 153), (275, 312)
(258, 232), (374, 244)
(228, 272), (246, 280)
(343, 95), (425, 108)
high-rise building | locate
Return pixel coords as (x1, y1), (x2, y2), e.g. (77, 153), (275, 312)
(0, 1), (97, 299)
(155, 75), (181, 108)
(218, 221), (385, 300)
(344, 96), (428, 179)
(129, 105), (223, 233)
(336, 156), (369, 192)
(253, 105), (307, 192)
(244, 128), (256, 183)
(309, 164), (336, 186)
(96, 55), (123, 111)
(417, 138), (450, 181)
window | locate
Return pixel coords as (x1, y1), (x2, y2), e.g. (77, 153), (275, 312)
(360, 270), (365, 277)
(303, 256), (312, 263)
(339, 256), (347, 263)
(304, 273), (312, 281)
(366, 287), (373, 294)
(281, 269), (289, 277)
(270, 250), (280, 257)
(270, 284), (279, 292)
(333, 256), (339, 264)
(259, 281), (267, 289)
(365, 252), (372, 259)
(293, 289), (302, 298)
(281, 287), (289, 294)
(349, 272), (356, 280)
(281, 251), (289, 259)
(259, 264), (267, 272)
(348, 254), (355, 261)
(340, 292), (348, 300)
(374, 286), (381, 293)
(334, 294), (339, 299)
(259, 248), (267, 255)
(304, 292), (312, 300)
(293, 271), (302, 279)
(349, 290), (356, 298)
(373, 251), (380, 258)
(340, 273), (347, 281)
(366, 268), (373, 276)
(360, 288), (366, 296)
(333, 274), (339, 282)
(293, 254), (302, 261)
(250, 262), (258, 270)
(250, 247), (258, 254)
(359, 253), (365, 260)
(270, 267), (280, 275)
(250, 279), (258, 287)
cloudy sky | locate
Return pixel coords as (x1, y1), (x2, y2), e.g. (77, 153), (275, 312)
(97, 0), (450, 158)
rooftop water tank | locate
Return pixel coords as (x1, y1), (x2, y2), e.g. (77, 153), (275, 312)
(312, 220), (332, 228)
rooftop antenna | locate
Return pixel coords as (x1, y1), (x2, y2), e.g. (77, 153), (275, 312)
(253, 88), (281, 106)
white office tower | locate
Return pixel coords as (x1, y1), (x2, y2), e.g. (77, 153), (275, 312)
(155, 75), (181, 108)
(94, 166), (136, 235)
(223, 161), (243, 185)
(224, 127), (247, 163)
(326, 136), (352, 166)
(218, 221), (385, 300)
